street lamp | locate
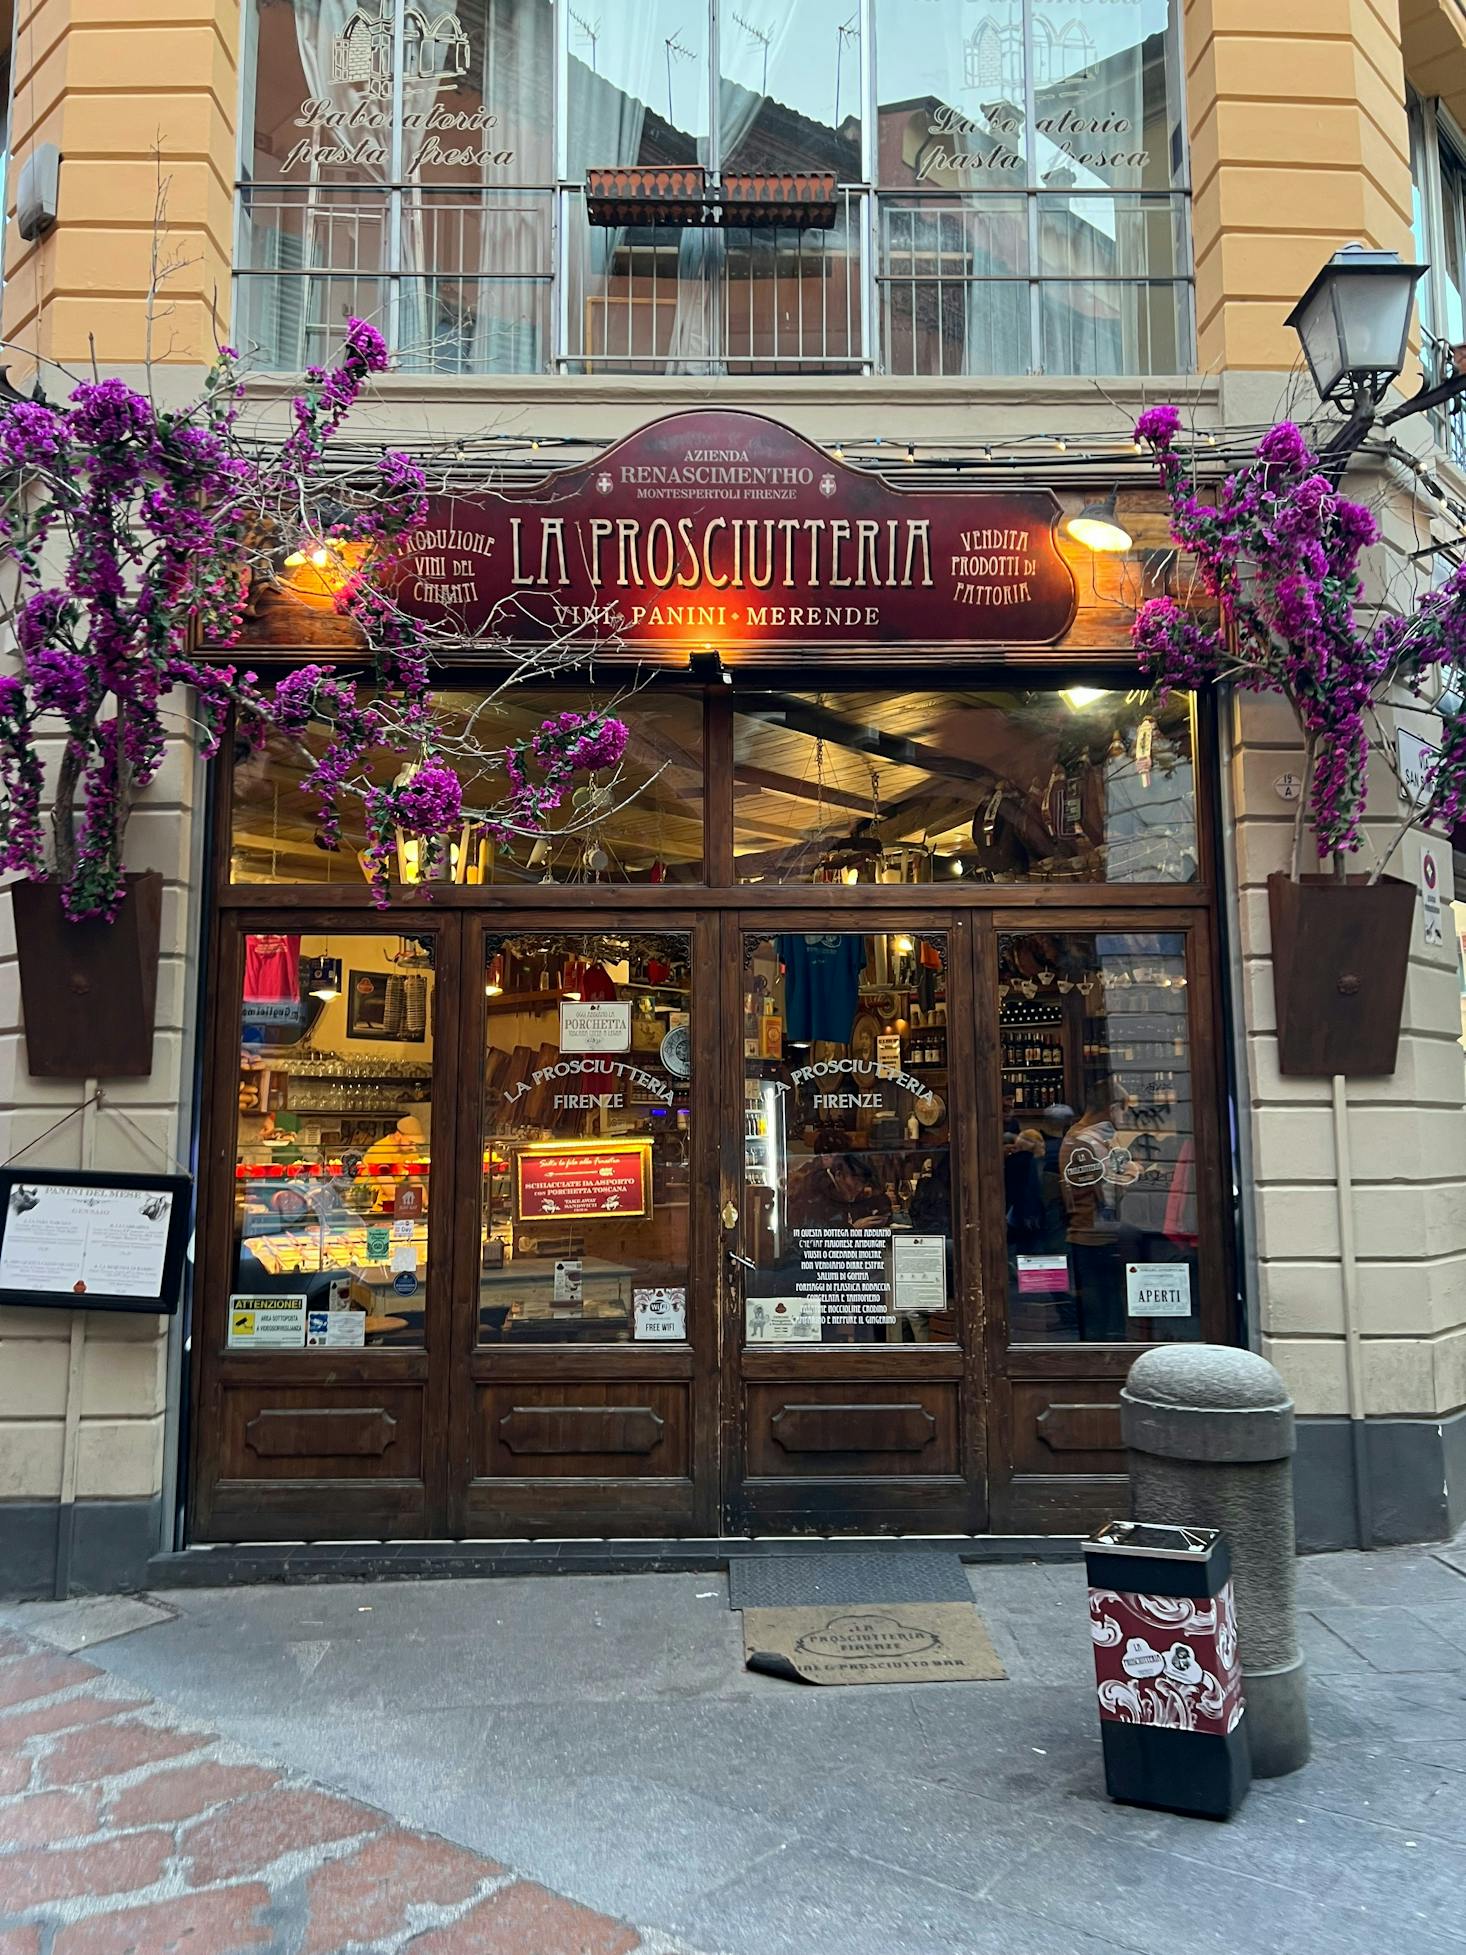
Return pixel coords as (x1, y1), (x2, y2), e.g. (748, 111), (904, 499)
(1285, 243), (1425, 411)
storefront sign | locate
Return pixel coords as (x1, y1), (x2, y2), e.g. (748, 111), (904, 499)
(559, 999), (631, 1053)
(516, 1142), (652, 1220)
(394, 411), (1077, 653)
(229, 1295), (307, 1348)
(1125, 1262), (1192, 1319)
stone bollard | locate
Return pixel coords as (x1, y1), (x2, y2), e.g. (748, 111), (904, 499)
(1120, 1345), (1309, 1778)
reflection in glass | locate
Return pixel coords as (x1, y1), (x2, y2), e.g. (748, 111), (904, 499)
(741, 931), (954, 1346)
(999, 931), (1200, 1345)
(478, 933), (692, 1343)
(230, 687), (704, 886)
(733, 689), (1196, 885)
(719, 1), (861, 180)
(233, 933), (437, 1348)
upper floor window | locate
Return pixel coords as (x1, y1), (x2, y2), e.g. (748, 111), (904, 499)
(235, 0), (1192, 378)
(1410, 93), (1466, 470)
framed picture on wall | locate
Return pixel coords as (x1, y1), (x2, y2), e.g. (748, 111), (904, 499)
(346, 971), (427, 1042)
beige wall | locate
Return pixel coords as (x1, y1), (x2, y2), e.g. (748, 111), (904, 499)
(0, 725), (204, 1511)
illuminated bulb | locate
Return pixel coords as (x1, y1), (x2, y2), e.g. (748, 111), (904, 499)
(950, 859), (965, 876)
(309, 981), (340, 1001)
(530, 439), (540, 452)
(1054, 437), (1068, 453)
(484, 981), (503, 997)
(1061, 687), (1111, 709)
(563, 990), (581, 1002)
(905, 444), (916, 463)
(894, 935), (915, 955)
(832, 444), (845, 461)
(310, 547), (330, 568)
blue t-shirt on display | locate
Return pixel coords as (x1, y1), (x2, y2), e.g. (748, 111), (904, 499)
(776, 933), (867, 1045)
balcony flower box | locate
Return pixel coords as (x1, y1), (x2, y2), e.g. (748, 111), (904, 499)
(719, 171), (838, 228)
(585, 167), (712, 228)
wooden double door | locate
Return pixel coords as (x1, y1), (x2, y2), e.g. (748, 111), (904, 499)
(191, 902), (1231, 1543)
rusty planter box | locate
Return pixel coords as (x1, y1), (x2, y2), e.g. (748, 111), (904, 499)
(1267, 870), (1415, 1076)
(13, 871), (163, 1078)
(586, 166), (711, 227)
(719, 172), (838, 227)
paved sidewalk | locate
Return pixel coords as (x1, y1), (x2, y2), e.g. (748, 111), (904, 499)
(0, 1626), (684, 1955)
(4, 1536), (1466, 1954)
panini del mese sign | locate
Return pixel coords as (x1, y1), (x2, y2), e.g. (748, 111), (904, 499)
(393, 411), (1077, 654)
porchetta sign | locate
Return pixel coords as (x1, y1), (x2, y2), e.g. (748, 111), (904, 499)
(391, 410), (1077, 655)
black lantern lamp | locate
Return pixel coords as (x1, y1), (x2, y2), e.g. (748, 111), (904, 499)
(1285, 243), (1425, 412)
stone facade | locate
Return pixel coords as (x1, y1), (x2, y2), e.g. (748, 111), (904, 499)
(1, 0), (1464, 1587)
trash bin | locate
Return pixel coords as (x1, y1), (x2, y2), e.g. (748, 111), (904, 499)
(1084, 1519), (1250, 1819)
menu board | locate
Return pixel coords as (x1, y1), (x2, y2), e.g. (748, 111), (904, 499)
(516, 1143), (652, 1221)
(0, 1170), (191, 1314)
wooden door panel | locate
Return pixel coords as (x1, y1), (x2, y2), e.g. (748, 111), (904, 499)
(219, 1383), (425, 1480)
(478, 1382), (691, 1479)
(744, 1382), (958, 1478)
(1008, 1381), (1125, 1476)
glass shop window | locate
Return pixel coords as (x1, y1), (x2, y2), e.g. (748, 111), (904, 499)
(478, 932), (693, 1344)
(733, 687), (1196, 886)
(739, 930), (956, 1347)
(998, 930), (1201, 1345)
(232, 932), (438, 1350)
(230, 686), (704, 886)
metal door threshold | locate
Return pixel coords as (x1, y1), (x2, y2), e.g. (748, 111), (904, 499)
(149, 1532), (1083, 1587)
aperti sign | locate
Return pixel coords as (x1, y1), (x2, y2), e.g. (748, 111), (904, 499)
(392, 410), (1077, 654)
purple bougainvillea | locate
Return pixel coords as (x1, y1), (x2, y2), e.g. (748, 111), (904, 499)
(1132, 409), (1466, 871)
(0, 322), (640, 919)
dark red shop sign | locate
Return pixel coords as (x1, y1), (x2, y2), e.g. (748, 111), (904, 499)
(393, 410), (1077, 654)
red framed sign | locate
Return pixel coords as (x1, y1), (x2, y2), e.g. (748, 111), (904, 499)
(515, 1142), (653, 1222)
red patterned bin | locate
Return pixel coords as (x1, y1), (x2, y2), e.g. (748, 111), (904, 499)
(1084, 1520), (1250, 1819)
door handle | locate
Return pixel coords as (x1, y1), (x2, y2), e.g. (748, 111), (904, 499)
(720, 1200), (739, 1230)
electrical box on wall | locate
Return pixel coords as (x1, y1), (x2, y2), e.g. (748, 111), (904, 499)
(17, 145), (61, 241)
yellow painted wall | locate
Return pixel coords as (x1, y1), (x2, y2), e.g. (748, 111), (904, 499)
(2, 0), (239, 373)
(1401, 0), (1466, 134)
(1184, 0), (1416, 374)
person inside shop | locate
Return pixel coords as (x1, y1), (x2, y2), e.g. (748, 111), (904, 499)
(1059, 1082), (1133, 1340)
(788, 1132), (893, 1233)
(1003, 1127), (1046, 1252)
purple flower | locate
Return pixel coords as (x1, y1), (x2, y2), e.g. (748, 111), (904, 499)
(1134, 404), (1182, 450)
(1256, 422), (1312, 474)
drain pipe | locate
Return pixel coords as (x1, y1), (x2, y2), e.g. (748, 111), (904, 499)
(1331, 1072), (1373, 1550)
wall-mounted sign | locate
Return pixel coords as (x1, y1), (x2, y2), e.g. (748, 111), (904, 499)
(0, 1171), (191, 1316)
(560, 999), (632, 1053)
(392, 410), (1078, 654)
(516, 1141), (652, 1221)
(1421, 845), (1445, 947)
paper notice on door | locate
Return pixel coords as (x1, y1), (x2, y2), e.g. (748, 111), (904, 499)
(1126, 1262), (1192, 1319)
(553, 1258), (583, 1307)
(746, 1295), (822, 1343)
(228, 1295), (306, 1348)
(306, 1309), (366, 1348)
(1017, 1255), (1069, 1295)
(893, 1234), (946, 1313)
(633, 1287), (686, 1340)
(390, 1245), (417, 1277)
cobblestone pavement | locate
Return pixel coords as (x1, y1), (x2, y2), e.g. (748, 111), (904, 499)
(0, 1626), (688, 1955)
(5, 1539), (1466, 1955)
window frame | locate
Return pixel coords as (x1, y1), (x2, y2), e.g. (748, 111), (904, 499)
(231, 0), (1195, 378)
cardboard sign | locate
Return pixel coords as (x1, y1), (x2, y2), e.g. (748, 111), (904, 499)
(516, 1142), (651, 1220)
(559, 999), (632, 1053)
(1126, 1262), (1192, 1319)
(228, 1295), (307, 1348)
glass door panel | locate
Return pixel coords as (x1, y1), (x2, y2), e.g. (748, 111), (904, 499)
(739, 928), (956, 1346)
(478, 931), (694, 1345)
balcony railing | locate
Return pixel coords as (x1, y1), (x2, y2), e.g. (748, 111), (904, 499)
(232, 183), (1192, 379)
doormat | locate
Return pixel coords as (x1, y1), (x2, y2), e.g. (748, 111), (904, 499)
(741, 1601), (1005, 1686)
(728, 1550), (975, 1611)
